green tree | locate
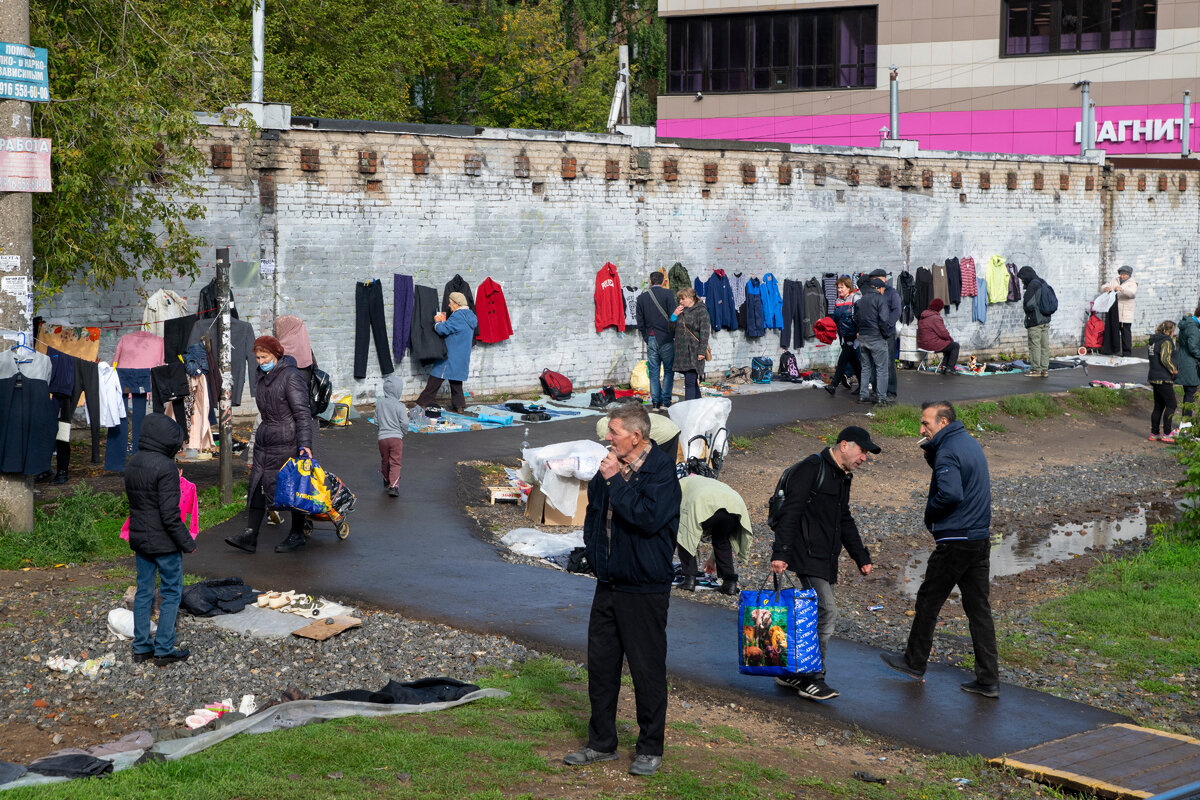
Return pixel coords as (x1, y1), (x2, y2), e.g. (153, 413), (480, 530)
(30, 0), (252, 299)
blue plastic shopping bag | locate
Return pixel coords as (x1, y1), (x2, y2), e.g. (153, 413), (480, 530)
(737, 576), (822, 677)
(274, 457), (332, 515)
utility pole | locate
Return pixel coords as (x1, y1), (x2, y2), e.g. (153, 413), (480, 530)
(215, 247), (233, 506)
(0, 0), (35, 532)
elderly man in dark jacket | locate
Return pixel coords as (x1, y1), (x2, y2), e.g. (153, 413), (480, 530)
(224, 335), (313, 555)
(870, 269), (902, 400)
(1018, 266), (1052, 376)
(565, 403), (680, 778)
(855, 278), (895, 405)
(882, 400), (999, 698)
(769, 426), (876, 701)
(125, 413), (194, 666)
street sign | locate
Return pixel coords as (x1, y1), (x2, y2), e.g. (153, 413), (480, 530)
(0, 42), (49, 102)
(0, 137), (52, 192)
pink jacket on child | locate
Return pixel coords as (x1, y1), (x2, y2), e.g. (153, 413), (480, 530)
(121, 475), (199, 541)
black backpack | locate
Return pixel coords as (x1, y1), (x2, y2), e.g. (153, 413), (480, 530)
(750, 356), (773, 383)
(1037, 280), (1059, 315)
(307, 353), (332, 417)
(766, 454), (827, 532)
(777, 351), (800, 382)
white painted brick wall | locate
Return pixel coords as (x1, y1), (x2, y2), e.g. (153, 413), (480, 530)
(39, 129), (1200, 402)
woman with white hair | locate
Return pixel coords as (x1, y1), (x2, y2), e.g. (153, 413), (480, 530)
(415, 291), (478, 413)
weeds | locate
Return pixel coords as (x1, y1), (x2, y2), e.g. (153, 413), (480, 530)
(998, 393), (1060, 418)
(1066, 386), (1136, 414)
(865, 403), (922, 438)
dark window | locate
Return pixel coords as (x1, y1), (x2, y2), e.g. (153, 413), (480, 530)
(1002, 0), (1155, 56)
(666, 7), (877, 94)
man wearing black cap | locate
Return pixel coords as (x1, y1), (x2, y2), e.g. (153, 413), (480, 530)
(881, 400), (999, 698)
(869, 269), (902, 401)
(769, 426), (876, 701)
(855, 278), (894, 405)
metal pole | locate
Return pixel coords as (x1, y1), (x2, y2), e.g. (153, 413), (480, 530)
(251, 0), (264, 103)
(1075, 80), (1091, 154)
(889, 66), (899, 139)
(215, 248), (233, 506)
(0, 0), (35, 532)
(1183, 90), (1192, 158)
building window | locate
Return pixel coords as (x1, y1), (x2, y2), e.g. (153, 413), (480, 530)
(666, 7), (876, 94)
(1003, 0), (1155, 56)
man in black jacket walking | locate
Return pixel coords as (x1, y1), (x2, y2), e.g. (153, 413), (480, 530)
(565, 403), (681, 777)
(881, 400), (999, 698)
(769, 426), (877, 701)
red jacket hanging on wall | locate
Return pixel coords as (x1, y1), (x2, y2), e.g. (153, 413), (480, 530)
(475, 277), (513, 343)
(594, 262), (625, 332)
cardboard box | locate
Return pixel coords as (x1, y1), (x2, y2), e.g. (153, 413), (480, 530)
(525, 482), (587, 526)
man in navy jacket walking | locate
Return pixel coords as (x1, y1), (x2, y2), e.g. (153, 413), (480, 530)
(881, 400), (1000, 698)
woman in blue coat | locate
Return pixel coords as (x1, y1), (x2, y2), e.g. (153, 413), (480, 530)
(415, 291), (478, 412)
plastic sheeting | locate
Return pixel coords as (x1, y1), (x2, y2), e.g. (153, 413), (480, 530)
(668, 397), (731, 461)
(500, 527), (584, 557)
(0, 690), (508, 791)
(1091, 290), (1116, 313)
(521, 440), (608, 517)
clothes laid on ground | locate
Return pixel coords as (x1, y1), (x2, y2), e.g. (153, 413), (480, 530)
(197, 279), (238, 320)
(391, 273), (415, 363)
(594, 262), (626, 332)
(142, 289), (188, 338)
(442, 274), (475, 314)
(26, 753), (113, 778)
(0, 761), (27, 785)
(0, 349), (56, 476)
(315, 677), (483, 704)
(354, 278), (394, 379)
(180, 577), (259, 617)
(474, 277), (513, 343)
(409, 285), (448, 363)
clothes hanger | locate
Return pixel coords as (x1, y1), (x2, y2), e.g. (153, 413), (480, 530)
(10, 332), (34, 364)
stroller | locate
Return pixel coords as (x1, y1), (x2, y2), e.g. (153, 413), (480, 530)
(669, 397), (732, 480)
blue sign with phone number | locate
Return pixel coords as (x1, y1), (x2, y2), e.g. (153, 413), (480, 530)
(0, 42), (49, 103)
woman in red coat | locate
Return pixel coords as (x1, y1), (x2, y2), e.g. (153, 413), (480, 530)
(916, 299), (960, 375)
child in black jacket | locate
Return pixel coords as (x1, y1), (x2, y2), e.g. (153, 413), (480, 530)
(124, 413), (195, 666)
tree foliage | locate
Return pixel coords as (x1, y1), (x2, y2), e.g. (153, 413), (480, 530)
(29, 0), (663, 300)
(30, 0), (251, 299)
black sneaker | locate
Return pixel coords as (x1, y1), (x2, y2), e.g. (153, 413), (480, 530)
(131, 650), (153, 664)
(796, 678), (839, 700)
(387, 486), (399, 498)
(879, 651), (925, 680)
(563, 747), (619, 766)
(628, 754), (662, 776)
(960, 680), (999, 698)
(774, 674), (806, 691)
(154, 648), (190, 667)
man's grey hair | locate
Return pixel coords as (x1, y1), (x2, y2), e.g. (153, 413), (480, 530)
(607, 402), (651, 440)
(921, 399), (956, 425)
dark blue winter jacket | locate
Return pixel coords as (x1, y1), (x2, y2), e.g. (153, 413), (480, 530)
(854, 291), (895, 339)
(744, 278), (766, 338)
(832, 296), (857, 341)
(920, 420), (991, 542)
(704, 270), (739, 331)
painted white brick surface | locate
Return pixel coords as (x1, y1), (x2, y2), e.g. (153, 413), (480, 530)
(40, 129), (1200, 402)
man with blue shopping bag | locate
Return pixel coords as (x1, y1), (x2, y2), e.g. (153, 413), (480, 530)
(768, 426), (876, 701)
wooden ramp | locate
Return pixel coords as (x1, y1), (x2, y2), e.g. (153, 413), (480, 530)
(992, 724), (1200, 799)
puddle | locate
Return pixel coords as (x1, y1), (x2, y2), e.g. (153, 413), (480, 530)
(900, 507), (1151, 595)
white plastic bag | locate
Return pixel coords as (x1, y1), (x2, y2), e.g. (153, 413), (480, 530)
(500, 527), (585, 557)
(1092, 290), (1116, 313)
(522, 440), (608, 517)
(668, 397), (732, 461)
(107, 607), (154, 640)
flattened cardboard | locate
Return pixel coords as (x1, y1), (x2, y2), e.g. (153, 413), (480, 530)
(291, 615), (361, 641)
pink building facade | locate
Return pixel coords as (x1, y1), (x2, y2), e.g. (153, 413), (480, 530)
(657, 0), (1199, 157)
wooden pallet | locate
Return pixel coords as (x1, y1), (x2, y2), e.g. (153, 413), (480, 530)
(992, 724), (1200, 799)
(487, 486), (522, 504)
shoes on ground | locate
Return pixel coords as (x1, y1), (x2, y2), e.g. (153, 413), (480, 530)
(875, 398), (892, 407)
(678, 576), (696, 592)
(387, 486), (399, 497)
(879, 651), (925, 680)
(274, 531), (307, 553)
(629, 754), (662, 776)
(1149, 434), (1160, 441)
(224, 529), (257, 553)
(855, 397), (875, 405)
(717, 578), (738, 596)
(1159, 434), (1176, 443)
(154, 648), (190, 667)
(563, 747), (619, 767)
(50, 470), (69, 486)
(131, 650), (153, 664)
(33, 470), (54, 484)
(824, 384), (836, 396)
(775, 674), (839, 700)
(960, 680), (1000, 698)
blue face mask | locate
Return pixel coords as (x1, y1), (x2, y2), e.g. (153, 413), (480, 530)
(259, 360), (275, 373)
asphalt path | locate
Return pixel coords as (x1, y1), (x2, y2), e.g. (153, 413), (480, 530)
(192, 360), (1146, 757)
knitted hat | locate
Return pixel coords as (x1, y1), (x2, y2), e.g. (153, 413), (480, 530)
(1118, 265), (1133, 276)
(448, 291), (469, 308)
(928, 298), (945, 313)
(252, 335), (285, 360)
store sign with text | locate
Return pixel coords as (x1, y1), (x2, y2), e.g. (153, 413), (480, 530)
(0, 137), (52, 192)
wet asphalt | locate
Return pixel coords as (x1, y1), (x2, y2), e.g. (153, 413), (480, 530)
(191, 360), (1145, 757)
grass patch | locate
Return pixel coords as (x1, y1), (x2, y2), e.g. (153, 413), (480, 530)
(730, 436), (757, 451)
(1013, 532), (1200, 679)
(865, 403), (922, 439)
(957, 401), (1006, 433)
(0, 482), (247, 570)
(1066, 386), (1136, 414)
(997, 392), (1060, 419)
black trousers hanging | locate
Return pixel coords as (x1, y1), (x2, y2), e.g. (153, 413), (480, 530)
(69, 360), (102, 463)
(780, 279), (805, 349)
(355, 279), (394, 379)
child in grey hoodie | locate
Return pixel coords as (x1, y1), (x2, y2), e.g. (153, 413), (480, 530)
(376, 374), (408, 497)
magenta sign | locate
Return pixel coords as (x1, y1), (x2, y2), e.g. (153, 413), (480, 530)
(0, 136), (51, 192)
(657, 103), (1196, 156)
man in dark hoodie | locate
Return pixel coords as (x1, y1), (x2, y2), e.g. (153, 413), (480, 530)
(881, 400), (999, 698)
(1018, 266), (1052, 376)
(124, 413), (194, 667)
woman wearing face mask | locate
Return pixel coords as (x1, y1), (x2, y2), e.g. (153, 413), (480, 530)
(224, 335), (313, 554)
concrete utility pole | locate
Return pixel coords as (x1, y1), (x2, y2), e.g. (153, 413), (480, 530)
(251, 0), (264, 103)
(1074, 80), (1093, 154)
(215, 248), (233, 506)
(0, 0), (35, 532)
(1183, 90), (1191, 158)
(889, 65), (900, 139)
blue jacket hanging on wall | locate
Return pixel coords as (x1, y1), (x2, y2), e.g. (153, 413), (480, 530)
(704, 269), (738, 332)
(744, 278), (766, 338)
(761, 273), (783, 329)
